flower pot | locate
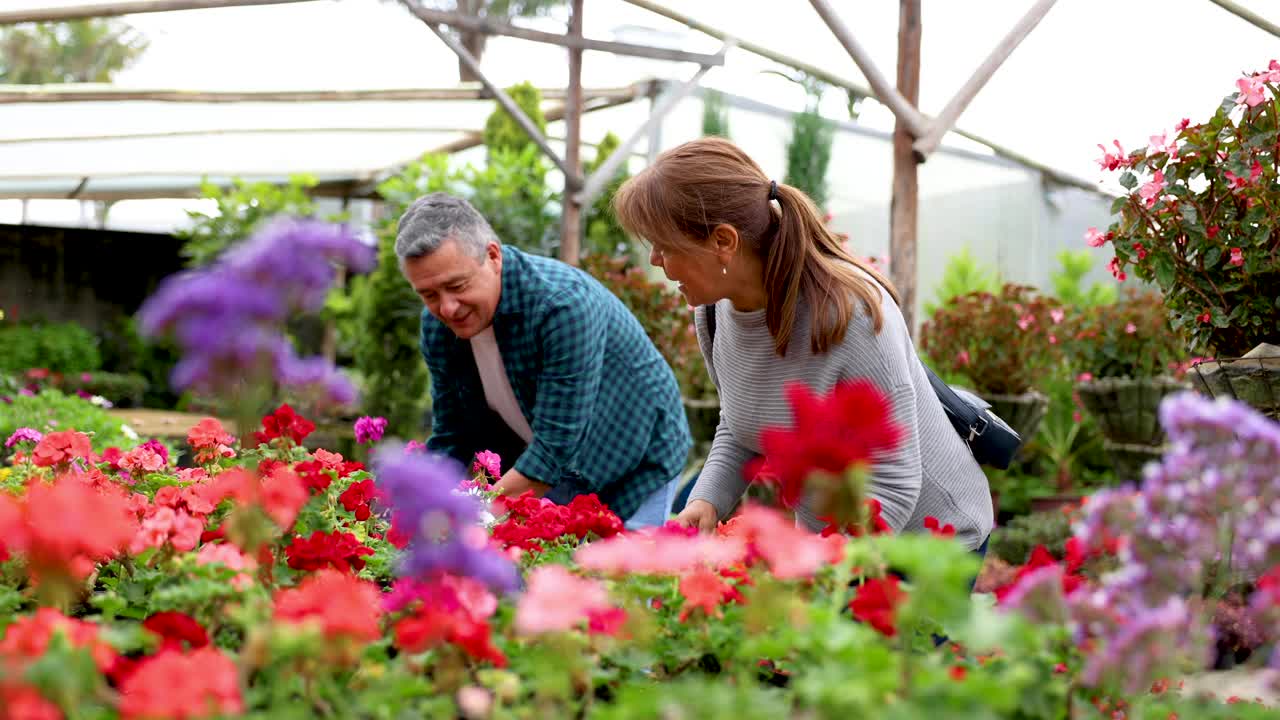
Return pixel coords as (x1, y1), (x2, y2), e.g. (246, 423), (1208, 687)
(1102, 439), (1166, 483)
(983, 390), (1049, 446)
(1189, 345), (1280, 421)
(1077, 376), (1189, 446)
(1027, 493), (1084, 515)
(682, 395), (720, 447)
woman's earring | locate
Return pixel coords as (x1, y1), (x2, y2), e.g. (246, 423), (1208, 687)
(721, 265), (728, 275)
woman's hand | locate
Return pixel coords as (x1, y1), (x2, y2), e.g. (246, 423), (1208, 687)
(675, 499), (719, 534)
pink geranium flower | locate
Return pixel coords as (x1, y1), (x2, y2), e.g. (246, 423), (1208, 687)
(471, 450), (502, 480)
(514, 565), (612, 635)
(1083, 227), (1107, 248)
(353, 416), (388, 445)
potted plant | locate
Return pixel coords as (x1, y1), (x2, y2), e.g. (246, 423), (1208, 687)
(1090, 59), (1280, 418)
(1068, 290), (1190, 479)
(920, 283), (1062, 442)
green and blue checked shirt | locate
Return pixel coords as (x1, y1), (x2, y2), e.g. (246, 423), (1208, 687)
(421, 246), (692, 520)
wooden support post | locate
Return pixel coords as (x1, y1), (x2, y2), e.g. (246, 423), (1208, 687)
(807, 0), (928, 139)
(1208, 0), (1280, 39)
(420, 17), (577, 182)
(913, 0), (1057, 156)
(891, 0), (921, 333)
(573, 50), (725, 207)
(0, 0), (315, 24)
(559, 0), (585, 266)
(0, 85), (639, 104)
(400, 2), (725, 66)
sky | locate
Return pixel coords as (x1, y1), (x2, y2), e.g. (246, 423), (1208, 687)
(1, 0), (1278, 231)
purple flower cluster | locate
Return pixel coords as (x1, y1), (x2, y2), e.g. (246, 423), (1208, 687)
(4, 427), (42, 448)
(137, 218), (374, 406)
(353, 416), (388, 445)
(372, 443), (518, 593)
(1009, 392), (1280, 693)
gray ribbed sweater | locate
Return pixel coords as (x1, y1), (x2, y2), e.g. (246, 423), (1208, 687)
(687, 283), (994, 550)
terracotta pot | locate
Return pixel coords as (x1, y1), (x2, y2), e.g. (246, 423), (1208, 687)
(1077, 376), (1189, 445)
(983, 390), (1050, 445)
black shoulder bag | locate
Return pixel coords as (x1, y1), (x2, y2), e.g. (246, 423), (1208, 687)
(703, 304), (1022, 470)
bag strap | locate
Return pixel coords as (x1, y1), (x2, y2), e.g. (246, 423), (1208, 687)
(704, 303), (716, 346)
(923, 365), (989, 441)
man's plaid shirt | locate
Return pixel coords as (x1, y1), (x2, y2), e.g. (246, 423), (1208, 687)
(421, 245), (691, 520)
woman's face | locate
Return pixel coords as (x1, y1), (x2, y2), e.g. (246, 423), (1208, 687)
(648, 241), (724, 307)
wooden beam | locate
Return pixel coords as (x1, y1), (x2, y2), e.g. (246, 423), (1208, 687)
(807, 0), (928, 139)
(913, 0), (1057, 157)
(1208, 0), (1280, 38)
(574, 49), (726, 207)
(890, 0), (921, 333)
(0, 0), (314, 25)
(559, 0), (585, 266)
(419, 17), (576, 182)
(400, 2), (724, 67)
(621, 0), (1100, 195)
(0, 84), (640, 104)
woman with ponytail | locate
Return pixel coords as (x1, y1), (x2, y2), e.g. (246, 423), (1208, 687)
(613, 137), (992, 551)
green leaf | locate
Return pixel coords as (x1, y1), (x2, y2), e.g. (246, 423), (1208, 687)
(1110, 196), (1127, 214)
(1153, 254), (1176, 287)
(1212, 308), (1231, 328)
(1204, 246), (1222, 269)
(1118, 171), (1138, 190)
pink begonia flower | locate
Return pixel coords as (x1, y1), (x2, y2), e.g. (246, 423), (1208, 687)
(1049, 334), (1058, 345)
(1084, 227), (1107, 248)
(353, 416), (388, 445)
(1125, 323), (1137, 335)
(1229, 248), (1244, 267)
(1236, 76), (1267, 107)
(196, 543), (258, 590)
(1077, 372), (1094, 383)
(1107, 257), (1127, 282)
(514, 565), (612, 635)
(1251, 161), (1263, 184)
(956, 350), (971, 367)
(1147, 132), (1176, 158)
(1138, 170), (1166, 208)
(1016, 314), (1034, 331)
(1050, 309), (1065, 325)
(1096, 140), (1128, 172)
(1175, 118), (1190, 131)
(471, 450), (502, 480)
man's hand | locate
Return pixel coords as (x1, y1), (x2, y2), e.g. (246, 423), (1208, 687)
(492, 468), (551, 499)
(674, 499), (719, 534)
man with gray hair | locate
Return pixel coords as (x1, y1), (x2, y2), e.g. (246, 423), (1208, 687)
(396, 192), (691, 528)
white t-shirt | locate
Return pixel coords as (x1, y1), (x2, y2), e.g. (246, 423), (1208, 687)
(470, 327), (534, 444)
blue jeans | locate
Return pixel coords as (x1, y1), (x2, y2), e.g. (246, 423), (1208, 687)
(624, 475), (681, 530)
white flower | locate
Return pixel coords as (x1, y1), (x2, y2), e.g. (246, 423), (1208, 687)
(121, 424), (139, 440)
(89, 395), (114, 409)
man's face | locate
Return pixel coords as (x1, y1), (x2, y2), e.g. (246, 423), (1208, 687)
(402, 239), (503, 339)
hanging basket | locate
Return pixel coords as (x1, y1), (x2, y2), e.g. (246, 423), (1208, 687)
(1189, 348), (1280, 421)
(1102, 439), (1166, 483)
(1076, 376), (1189, 446)
(983, 390), (1050, 446)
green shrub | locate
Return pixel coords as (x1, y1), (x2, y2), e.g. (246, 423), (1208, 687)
(784, 106), (834, 210)
(58, 371), (148, 407)
(701, 89), (731, 138)
(176, 175), (320, 268)
(482, 81), (547, 156)
(0, 390), (136, 460)
(923, 248), (1000, 318)
(583, 132), (633, 259)
(0, 322), (101, 375)
(989, 510), (1073, 566)
(1050, 249), (1116, 309)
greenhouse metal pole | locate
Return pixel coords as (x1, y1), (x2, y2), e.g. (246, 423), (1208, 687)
(559, 0), (585, 266)
(891, 0), (921, 333)
(0, 0), (315, 25)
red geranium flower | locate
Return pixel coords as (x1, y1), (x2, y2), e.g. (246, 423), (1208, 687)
(254, 404), (315, 446)
(142, 612), (209, 652)
(284, 530), (374, 573)
(849, 575), (907, 637)
(273, 569), (382, 643)
(30, 430), (93, 469)
(338, 479), (376, 521)
(755, 380), (903, 508)
(117, 648), (242, 720)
